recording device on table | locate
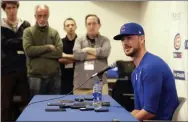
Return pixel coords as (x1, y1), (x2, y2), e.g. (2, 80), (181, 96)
(95, 107), (109, 112)
(47, 100), (110, 108)
(45, 106), (109, 112)
(75, 98), (84, 102)
(45, 108), (66, 112)
(74, 97), (94, 102)
(80, 106), (94, 111)
(56, 100), (74, 103)
(79, 106), (109, 112)
(84, 97), (93, 101)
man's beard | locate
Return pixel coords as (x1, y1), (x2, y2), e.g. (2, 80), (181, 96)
(125, 48), (139, 57)
(38, 23), (47, 27)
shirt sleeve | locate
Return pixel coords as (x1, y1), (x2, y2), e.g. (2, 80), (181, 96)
(132, 72), (141, 110)
(96, 37), (111, 58)
(143, 66), (163, 114)
(23, 28), (51, 58)
(73, 36), (88, 61)
(134, 90), (142, 110)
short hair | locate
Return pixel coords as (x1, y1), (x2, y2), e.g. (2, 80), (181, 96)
(35, 4), (49, 14)
(85, 14), (101, 25)
(1, 1), (19, 10)
(63, 18), (76, 27)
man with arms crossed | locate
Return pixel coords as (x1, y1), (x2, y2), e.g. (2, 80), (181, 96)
(59, 18), (77, 94)
(23, 4), (62, 98)
(73, 14), (111, 95)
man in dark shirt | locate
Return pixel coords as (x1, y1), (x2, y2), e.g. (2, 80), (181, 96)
(1, 1), (30, 121)
(59, 18), (77, 94)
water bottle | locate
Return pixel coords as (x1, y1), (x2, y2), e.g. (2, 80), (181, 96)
(93, 81), (102, 109)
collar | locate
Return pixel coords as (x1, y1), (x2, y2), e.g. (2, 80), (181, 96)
(1, 18), (24, 31)
(86, 33), (101, 41)
(136, 51), (149, 70)
(65, 34), (77, 41)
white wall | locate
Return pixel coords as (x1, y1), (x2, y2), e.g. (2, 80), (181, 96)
(140, 1), (188, 121)
(1, 1), (188, 120)
(140, 1), (172, 62)
(1, 1), (140, 64)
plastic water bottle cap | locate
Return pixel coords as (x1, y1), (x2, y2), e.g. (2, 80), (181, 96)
(94, 81), (99, 83)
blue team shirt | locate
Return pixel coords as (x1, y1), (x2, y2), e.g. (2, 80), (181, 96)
(132, 52), (179, 120)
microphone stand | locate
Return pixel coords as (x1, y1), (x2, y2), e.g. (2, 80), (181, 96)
(97, 74), (103, 83)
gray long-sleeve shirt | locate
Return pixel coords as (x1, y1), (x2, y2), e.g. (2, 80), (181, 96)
(73, 34), (111, 89)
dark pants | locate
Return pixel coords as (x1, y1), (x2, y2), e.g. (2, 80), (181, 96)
(28, 75), (61, 99)
(61, 68), (74, 94)
(1, 71), (30, 122)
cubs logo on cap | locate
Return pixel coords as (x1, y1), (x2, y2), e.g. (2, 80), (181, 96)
(120, 25), (126, 33)
(113, 22), (145, 40)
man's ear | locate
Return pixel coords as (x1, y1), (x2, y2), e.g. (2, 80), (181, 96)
(139, 35), (145, 46)
(141, 35), (145, 44)
(99, 24), (101, 29)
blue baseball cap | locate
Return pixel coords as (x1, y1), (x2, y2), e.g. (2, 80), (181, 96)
(113, 22), (145, 40)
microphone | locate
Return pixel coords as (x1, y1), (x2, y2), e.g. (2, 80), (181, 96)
(91, 62), (116, 78)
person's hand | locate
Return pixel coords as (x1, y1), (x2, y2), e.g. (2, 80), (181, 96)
(82, 47), (89, 52)
(47, 44), (56, 51)
(62, 53), (68, 57)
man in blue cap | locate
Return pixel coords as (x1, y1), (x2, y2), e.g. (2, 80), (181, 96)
(113, 22), (179, 121)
